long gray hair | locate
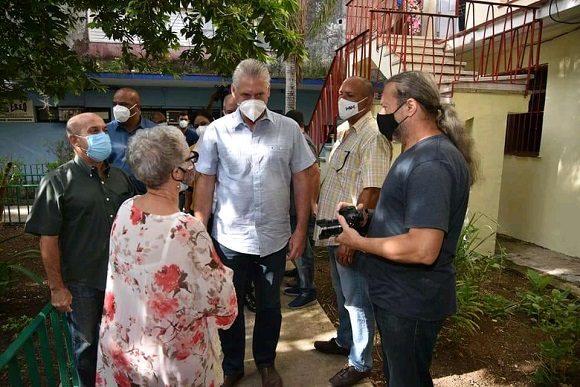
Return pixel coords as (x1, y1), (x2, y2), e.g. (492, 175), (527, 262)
(387, 71), (479, 185)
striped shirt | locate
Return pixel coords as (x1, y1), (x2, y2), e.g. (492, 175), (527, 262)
(315, 111), (392, 247)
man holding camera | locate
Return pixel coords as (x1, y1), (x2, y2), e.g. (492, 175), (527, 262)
(336, 71), (476, 386)
(313, 76), (391, 386)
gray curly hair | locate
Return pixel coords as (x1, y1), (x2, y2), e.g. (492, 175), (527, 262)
(127, 126), (189, 189)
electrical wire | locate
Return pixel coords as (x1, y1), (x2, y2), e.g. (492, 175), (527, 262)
(549, 0), (580, 25)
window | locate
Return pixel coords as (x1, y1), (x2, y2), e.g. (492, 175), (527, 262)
(504, 64), (548, 157)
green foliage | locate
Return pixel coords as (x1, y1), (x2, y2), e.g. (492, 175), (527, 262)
(0, 158), (24, 186)
(453, 280), (484, 334)
(0, 315), (32, 333)
(2, 1), (308, 104)
(0, 1), (101, 104)
(449, 212), (503, 336)
(0, 235), (44, 297)
(519, 270), (580, 385)
(45, 139), (73, 171)
(480, 293), (517, 319)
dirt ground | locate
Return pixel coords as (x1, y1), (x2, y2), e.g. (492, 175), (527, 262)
(313, 247), (550, 387)
(0, 224), (574, 386)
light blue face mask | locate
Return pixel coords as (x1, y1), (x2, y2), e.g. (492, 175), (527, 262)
(77, 132), (112, 161)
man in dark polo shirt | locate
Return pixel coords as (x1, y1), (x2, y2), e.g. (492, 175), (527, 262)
(106, 87), (156, 194)
(25, 112), (133, 387)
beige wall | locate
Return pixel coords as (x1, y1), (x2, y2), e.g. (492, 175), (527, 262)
(453, 92), (529, 254)
(498, 28), (580, 258)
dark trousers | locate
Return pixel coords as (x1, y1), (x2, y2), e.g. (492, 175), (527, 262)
(214, 241), (287, 375)
(373, 304), (444, 387)
(66, 283), (105, 387)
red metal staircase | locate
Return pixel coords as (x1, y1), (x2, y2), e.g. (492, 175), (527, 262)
(308, 0), (543, 151)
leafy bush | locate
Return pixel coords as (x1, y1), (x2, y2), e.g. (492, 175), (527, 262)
(449, 212), (504, 336)
(481, 293), (517, 319)
(0, 234), (44, 297)
(519, 270), (580, 385)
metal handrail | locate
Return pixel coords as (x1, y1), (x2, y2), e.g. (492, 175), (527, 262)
(308, 0), (543, 150)
(0, 303), (79, 386)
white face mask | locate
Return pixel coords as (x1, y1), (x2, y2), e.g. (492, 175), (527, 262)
(239, 99), (267, 122)
(178, 119), (189, 129)
(338, 97), (367, 120)
(113, 104), (137, 123)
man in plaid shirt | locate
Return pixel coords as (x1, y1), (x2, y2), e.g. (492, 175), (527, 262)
(313, 76), (392, 386)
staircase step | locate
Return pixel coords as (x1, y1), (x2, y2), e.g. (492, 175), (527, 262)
(391, 54), (462, 65)
(393, 62), (474, 76)
(376, 36), (446, 50)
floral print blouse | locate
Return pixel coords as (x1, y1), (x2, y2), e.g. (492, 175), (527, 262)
(96, 198), (237, 387)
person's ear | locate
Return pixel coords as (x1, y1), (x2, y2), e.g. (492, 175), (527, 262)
(68, 133), (79, 148)
(406, 99), (418, 116)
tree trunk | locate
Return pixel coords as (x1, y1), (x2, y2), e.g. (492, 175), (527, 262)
(285, 56), (297, 114)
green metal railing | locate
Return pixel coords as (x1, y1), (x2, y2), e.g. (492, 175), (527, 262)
(1, 163), (47, 225)
(0, 304), (79, 387)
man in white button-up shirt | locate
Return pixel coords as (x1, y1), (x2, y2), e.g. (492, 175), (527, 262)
(194, 59), (315, 387)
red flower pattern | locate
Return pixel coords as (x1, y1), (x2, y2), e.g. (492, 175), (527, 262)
(113, 371), (131, 387)
(110, 346), (131, 371)
(148, 292), (179, 319)
(154, 264), (182, 293)
(96, 198), (237, 386)
(129, 204), (143, 225)
(104, 292), (115, 321)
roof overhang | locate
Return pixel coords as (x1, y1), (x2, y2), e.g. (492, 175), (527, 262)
(90, 72), (324, 91)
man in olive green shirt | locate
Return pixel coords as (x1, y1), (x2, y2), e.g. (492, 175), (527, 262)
(25, 113), (133, 386)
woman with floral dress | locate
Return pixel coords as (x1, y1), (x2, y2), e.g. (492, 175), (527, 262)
(95, 126), (237, 387)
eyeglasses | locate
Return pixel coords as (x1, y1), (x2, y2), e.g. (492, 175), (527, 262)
(179, 151), (198, 172)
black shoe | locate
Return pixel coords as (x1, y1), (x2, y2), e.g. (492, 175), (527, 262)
(284, 268), (298, 277)
(258, 366), (283, 387)
(329, 365), (371, 386)
(288, 292), (317, 309)
(313, 338), (350, 356)
(283, 287), (300, 297)
(244, 291), (256, 313)
(221, 371), (244, 387)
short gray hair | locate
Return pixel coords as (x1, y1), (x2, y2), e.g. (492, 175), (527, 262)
(127, 126), (189, 189)
(232, 59), (271, 88)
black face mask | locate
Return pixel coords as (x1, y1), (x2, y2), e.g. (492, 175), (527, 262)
(376, 102), (406, 141)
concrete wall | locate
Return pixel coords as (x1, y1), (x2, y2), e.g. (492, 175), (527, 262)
(453, 92), (529, 254)
(0, 86), (320, 165)
(498, 28), (580, 258)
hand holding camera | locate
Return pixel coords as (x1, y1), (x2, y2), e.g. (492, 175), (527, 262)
(316, 204), (369, 240)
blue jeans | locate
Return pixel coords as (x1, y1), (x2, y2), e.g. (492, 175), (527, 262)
(328, 246), (374, 371)
(373, 304), (444, 387)
(65, 283), (105, 387)
(214, 241), (287, 375)
(290, 215), (315, 293)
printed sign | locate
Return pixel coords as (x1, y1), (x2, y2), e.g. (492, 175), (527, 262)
(0, 100), (35, 122)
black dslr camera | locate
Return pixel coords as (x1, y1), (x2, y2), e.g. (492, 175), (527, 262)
(316, 206), (367, 240)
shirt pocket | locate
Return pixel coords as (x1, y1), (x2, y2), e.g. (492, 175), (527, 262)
(263, 144), (291, 168)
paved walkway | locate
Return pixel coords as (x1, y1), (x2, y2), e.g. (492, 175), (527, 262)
(233, 236), (580, 387)
(237, 289), (373, 387)
(498, 234), (580, 297)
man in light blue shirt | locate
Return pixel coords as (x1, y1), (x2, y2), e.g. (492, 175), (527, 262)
(106, 87), (156, 194)
(195, 59), (315, 387)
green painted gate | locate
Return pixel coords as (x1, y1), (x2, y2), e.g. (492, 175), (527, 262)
(0, 303), (79, 386)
